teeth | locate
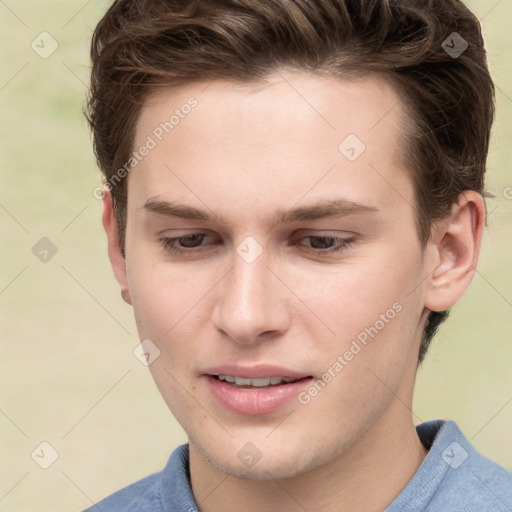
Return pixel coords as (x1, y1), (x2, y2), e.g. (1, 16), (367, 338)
(235, 376), (253, 386)
(218, 375), (299, 386)
(242, 377), (270, 387)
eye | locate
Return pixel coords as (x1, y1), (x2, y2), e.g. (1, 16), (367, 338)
(159, 233), (210, 255)
(292, 234), (353, 255)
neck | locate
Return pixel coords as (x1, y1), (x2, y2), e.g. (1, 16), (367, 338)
(189, 401), (428, 512)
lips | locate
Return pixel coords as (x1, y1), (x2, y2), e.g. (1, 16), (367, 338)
(203, 364), (313, 415)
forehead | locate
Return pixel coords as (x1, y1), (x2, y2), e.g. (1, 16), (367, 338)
(129, 71), (413, 224)
(136, 71), (407, 148)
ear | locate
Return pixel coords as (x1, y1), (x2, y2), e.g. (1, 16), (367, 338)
(101, 186), (132, 305)
(424, 191), (485, 312)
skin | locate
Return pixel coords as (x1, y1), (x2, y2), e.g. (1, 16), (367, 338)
(102, 70), (484, 511)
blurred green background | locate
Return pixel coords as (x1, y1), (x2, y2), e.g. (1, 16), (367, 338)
(1, 1), (511, 510)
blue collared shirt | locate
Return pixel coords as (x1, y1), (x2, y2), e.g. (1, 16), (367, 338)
(83, 420), (512, 511)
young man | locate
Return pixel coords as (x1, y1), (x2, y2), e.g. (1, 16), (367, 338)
(85, 0), (512, 510)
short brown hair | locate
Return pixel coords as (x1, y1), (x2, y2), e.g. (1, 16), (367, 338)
(86, 0), (495, 362)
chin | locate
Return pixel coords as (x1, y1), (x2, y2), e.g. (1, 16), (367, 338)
(193, 436), (326, 481)
(210, 456), (307, 481)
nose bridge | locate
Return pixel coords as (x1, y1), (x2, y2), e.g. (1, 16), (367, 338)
(213, 246), (289, 344)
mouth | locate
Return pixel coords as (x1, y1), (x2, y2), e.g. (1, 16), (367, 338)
(204, 372), (314, 415)
(212, 374), (310, 388)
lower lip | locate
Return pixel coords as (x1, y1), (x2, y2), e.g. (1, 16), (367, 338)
(205, 375), (313, 415)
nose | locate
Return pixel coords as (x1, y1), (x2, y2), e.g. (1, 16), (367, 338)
(212, 246), (291, 345)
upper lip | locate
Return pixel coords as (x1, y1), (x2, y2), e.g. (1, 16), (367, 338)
(204, 364), (312, 379)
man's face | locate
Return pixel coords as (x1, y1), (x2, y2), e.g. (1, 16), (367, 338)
(123, 71), (430, 479)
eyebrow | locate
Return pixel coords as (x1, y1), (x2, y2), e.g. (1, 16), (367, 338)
(143, 197), (379, 224)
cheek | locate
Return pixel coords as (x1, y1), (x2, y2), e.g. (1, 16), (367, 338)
(127, 255), (210, 345)
(295, 266), (422, 428)
(298, 250), (421, 333)
(293, 244), (425, 385)
(127, 259), (212, 416)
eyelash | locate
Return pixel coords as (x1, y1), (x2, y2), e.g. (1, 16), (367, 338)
(158, 233), (353, 257)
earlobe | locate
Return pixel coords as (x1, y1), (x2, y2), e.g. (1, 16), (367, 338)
(121, 288), (133, 305)
(101, 186), (132, 305)
(424, 191), (485, 312)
